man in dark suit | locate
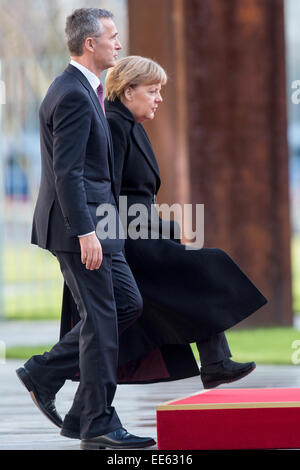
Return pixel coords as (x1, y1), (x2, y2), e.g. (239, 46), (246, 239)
(16, 8), (155, 450)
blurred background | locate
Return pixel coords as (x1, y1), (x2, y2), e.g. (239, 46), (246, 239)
(0, 0), (299, 364)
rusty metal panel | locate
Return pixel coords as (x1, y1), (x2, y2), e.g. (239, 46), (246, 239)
(128, 0), (293, 326)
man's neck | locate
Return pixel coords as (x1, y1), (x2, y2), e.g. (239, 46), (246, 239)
(70, 56), (103, 78)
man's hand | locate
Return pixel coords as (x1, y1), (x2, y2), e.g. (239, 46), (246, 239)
(79, 233), (103, 270)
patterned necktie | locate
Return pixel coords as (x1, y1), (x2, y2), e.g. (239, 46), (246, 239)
(96, 83), (105, 115)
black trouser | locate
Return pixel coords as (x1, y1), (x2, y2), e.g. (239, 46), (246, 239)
(196, 333), (231, 366)
(25, 251), (231, 436)
(25, 251), (143, 439)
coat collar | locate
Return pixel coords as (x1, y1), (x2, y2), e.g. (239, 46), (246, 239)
(105, 97), (135, 122)
(105, 98), (161, 183)
(69, 60), (100, 91)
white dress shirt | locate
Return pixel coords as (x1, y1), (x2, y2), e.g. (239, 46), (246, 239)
(70, 59), (102, 238)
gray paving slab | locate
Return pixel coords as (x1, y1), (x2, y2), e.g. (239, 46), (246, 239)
(1, 360), (300, 450)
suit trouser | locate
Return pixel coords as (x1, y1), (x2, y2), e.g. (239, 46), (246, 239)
(26, 251), (133, 439)
(25, 251), (231, 435)
(25, 251), (143, 393)
(196, 333), (231, 366)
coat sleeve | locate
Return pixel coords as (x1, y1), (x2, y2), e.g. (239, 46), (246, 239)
(106, 115), (128, 199)
(52, 90), (95, 237)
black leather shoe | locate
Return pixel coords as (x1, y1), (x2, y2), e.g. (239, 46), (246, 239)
(80, 427), (156, 450)
(200, 358), (256, 389)
(16, 367), (63, 428)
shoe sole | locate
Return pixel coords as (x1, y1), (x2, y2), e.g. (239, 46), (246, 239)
(202, 364), (256, 389)
(16, 367), (62, 428)
(62, 430), (156, 448)
(61, 427), (157, 447)
(80, 440), (156, 450)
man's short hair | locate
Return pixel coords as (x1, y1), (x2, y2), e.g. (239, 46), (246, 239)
(65, 8), (114, 56)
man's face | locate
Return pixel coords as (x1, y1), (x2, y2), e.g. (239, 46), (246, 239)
(93, 18), (122, 71)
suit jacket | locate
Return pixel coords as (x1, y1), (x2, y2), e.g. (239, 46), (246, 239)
(31, 64), (124, 254)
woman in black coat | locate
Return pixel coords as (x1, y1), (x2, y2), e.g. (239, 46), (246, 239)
(60, 56), (267, 388)
(103, 56), (268, 387)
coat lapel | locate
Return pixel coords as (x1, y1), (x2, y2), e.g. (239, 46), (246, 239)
(88, 89), (116, 195)
(64, 64), (117, 199)
(132, 123), (161, 182)
(105, 98), (161, 187)
(88, 88), (113, 155)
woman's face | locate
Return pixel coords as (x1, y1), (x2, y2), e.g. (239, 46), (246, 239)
(124, 83), (163, 122)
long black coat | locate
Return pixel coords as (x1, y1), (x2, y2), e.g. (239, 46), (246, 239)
(60, 98), (268, 385)
(104, 98), (268, 382)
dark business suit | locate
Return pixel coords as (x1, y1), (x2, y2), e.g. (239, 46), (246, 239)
(25, 64), (138, 439)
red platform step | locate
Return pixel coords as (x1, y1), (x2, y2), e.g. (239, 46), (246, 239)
(156, 388), (300, 450)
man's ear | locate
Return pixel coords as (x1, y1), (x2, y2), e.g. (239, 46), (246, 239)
(84, 37), (95, 53)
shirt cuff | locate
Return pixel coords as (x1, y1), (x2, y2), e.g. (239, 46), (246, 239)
(78, 231), (95, 238)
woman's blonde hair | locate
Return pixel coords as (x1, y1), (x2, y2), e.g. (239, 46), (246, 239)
(105, 55), (167, 101)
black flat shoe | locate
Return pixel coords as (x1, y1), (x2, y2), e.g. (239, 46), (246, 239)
(80, 427), (156, 450)
(16, 367), (63, 428)
(200, 358), (256, 389)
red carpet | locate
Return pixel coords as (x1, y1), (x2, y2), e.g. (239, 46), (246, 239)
(156, 388), (300, 449)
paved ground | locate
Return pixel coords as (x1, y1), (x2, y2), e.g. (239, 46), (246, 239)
(1, 360), (300, 450)
(1, 319), (300, 450)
